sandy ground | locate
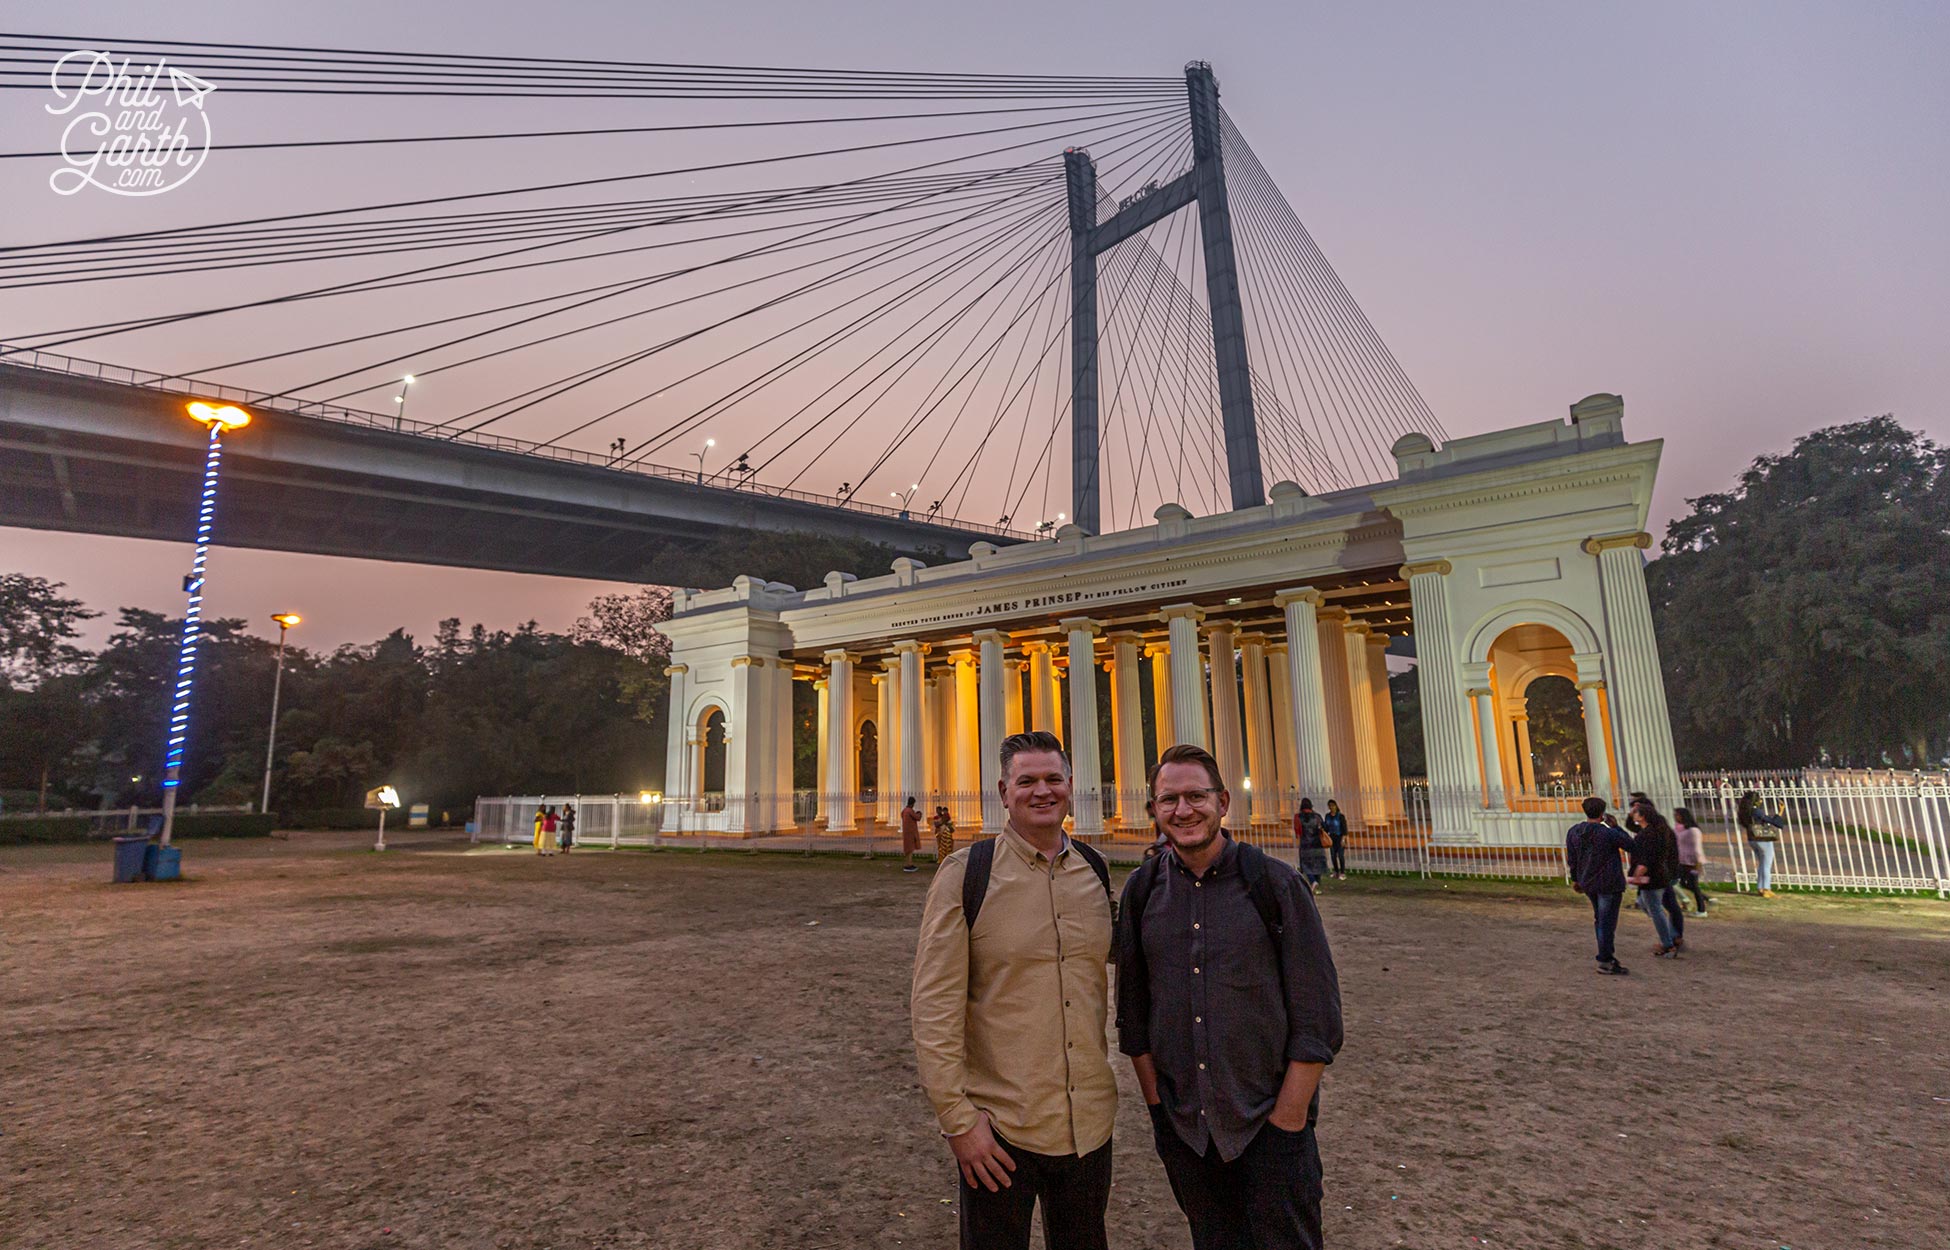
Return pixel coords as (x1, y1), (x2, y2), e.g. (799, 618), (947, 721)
(3, 833), (1946, 1250)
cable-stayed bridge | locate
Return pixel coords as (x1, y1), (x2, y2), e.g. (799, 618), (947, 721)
(0, 41), (1445, 584)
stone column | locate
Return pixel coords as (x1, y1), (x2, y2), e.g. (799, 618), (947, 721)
(874, 668), (894, 823)
(1315, 607), (1362, 815)
(1205, 620), (1248, 831)
(1573, 651), (1616, 799)
(1160, 604), (1209, 750)
(1401, 561), (1476, 838)
(896, 642), (925, 809)
(823, 651), (856, 831)
(1468, 678), (1505, 809)
(1511, 696), (1537, 795)
(764, 663), (787, 826)
(1025, 641), (1059, 734)
(1239, 633), (1277, 824)
(1268, 644), (1300, 816)
(663, 663), (689, 809)
(1062, 618), (1105, 837)
(1005, 658), (1025, 735)
(1342, 623), (1386, 824)
(975, 631), (1008, 835)
(925, 669), (945, 797)
(1109, 633), (1145, 826)
(1586, 532), (1682, 806)
(1364, 631), (1404, 818)
(813, 677), (830, 821)
(728, 656), (768, 834)
(1275, 589), (1335, 801)
(1146, 642), (1174, 755)
(952, 649), (981, 826)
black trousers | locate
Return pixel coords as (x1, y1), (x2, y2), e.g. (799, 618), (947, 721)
(1678, 865), (1709, 911)
(1328, 837), (1346, 875)
(1151, 1106), (1323, 1250)
(957, 1133), (1112, 1250)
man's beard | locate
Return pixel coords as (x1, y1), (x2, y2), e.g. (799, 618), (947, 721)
(1161, 816), (1222, 856)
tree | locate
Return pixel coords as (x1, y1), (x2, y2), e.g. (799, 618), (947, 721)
(1648, 416), (1950, 768)
(0, 573), (96, 685)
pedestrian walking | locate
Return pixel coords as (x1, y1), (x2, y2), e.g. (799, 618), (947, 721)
(912, 730), (1117, 1250)
(1626, 802), (1684, 956)
(541, 805), (560, 856)
(900, 796), (923, 873)
(1737, 790), (1786, 897)
(1117, 744), (1343, 1250)
(932, 804), (957, 863)
(1673, 805), (1710, 915)
(1565, 796), (1634, 975)
(1296, 801), (1328, 891)
(532, 805), (547, 855)
(1321, 800), (1350, 881)
(559, 803), (576, 853)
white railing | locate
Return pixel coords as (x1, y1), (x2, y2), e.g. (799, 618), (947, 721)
(0, 346), (1034, 541)
(472, 779), (1949, 896)
(1683, 777), (1948, 896)
(1, 803), (254, 830)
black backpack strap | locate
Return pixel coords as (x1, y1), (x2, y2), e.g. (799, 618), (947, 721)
(1071, 840), (1112, 908)
(961, 836), (996, 932)
(1234, 841), (1286, 941)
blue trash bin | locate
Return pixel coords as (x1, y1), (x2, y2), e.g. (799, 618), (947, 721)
(144, 844), (182, 882)
(112, 836), (148, 884)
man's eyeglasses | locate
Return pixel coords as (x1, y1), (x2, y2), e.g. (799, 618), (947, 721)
(1151, 789), (1217, 810)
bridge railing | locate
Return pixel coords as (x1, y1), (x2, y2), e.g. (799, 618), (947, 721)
(0, 346), (1033, 541)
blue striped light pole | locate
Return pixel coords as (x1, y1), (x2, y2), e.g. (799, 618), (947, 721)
(159, 400), (252, 847)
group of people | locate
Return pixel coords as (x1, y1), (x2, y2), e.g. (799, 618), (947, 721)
(1292, 798), (1351, 889)
(529, 803), (576, 855)
(912, 731), (1343, 1250)
(1563, 793), (1709, 974)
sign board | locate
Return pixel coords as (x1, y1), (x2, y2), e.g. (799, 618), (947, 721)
(365, 785), (401, 810)
(408, 803), (429, 828)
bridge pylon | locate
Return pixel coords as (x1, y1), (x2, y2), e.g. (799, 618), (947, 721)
(1064, 60), (1262, 534)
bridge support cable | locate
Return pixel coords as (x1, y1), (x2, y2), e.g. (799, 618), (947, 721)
(0, 102), (1179, 352)
(463, 114), (1184, 457)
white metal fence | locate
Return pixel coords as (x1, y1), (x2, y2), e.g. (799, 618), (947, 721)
(473, 778), (1949, 897)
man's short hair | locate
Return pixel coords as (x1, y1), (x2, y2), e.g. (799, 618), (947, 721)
(1582, 795), (1608, 819)
(1146, 743), (1225, 797)
(999, 730), (1070, 779)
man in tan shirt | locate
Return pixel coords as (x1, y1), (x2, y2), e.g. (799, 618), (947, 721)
(911, 730), (1117, 1250)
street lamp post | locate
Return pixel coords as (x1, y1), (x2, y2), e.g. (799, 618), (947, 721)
(393, 375), (413, 428)
(260, 613), (301, 817)
(692, 437), (716, 484)
(891, 483), (920, 519)
(160, 401), (251, 847)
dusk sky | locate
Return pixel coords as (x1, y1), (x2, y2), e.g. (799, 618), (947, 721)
(3, 0), (1945, 651)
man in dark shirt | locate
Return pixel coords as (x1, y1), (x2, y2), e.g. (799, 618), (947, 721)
(1565, 795), (1635, 975)
(1115, 744), (1342, 1250)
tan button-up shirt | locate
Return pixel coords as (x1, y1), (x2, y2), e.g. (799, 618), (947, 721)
(911, 826), (1116, 1157)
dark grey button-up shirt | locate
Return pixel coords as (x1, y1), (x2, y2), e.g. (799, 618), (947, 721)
(1115, 838), (1342, 1162)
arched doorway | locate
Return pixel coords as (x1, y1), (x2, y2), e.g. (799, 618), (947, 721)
(697, 706), (727, 807)
(1519, 675), (1589, 793)
(1476, 621), (1614, 805)
(858, 719), (879, 804)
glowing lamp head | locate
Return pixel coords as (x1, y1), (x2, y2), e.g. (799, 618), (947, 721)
(186, 400), (251, 431)
(271, 613), (302, 628)
(639, 790), (663, 805)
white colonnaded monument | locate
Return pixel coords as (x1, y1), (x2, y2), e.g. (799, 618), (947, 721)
(654, 392), (1682, 853)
